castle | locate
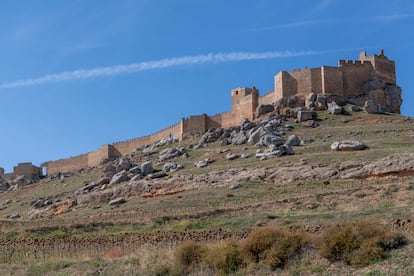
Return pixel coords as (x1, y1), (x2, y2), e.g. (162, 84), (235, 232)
(0, 50), (401, 178)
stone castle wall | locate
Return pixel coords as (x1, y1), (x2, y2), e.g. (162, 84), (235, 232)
(22, 50), (400, 176)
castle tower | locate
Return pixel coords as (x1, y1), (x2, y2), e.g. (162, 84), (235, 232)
(359, 50), (396, 84)
(231, 87), (259, 122)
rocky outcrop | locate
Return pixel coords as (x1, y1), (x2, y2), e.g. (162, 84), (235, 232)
(364, 100), (382, 114)
(331, 140), (367, 151)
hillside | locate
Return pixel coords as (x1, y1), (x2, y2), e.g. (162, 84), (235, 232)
(0, 108), (413, 275)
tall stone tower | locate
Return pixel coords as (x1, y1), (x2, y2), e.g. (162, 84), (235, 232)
(231, 87), (259, 123)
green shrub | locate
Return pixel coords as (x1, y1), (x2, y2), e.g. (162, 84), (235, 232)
(205, 240), (244, 275)
(174, 241), (206, 273)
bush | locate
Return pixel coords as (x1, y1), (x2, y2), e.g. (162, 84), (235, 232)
(319, 220), (407, 267)
(265, 233), (310, 270)
(240, 227), (286, 263)
(205, 240), (244, 275)
(174, 241), (206, 273)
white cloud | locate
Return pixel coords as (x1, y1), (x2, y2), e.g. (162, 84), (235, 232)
(0, 49), (345, 89)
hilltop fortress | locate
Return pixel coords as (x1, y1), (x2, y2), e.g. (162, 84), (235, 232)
(0, 50), (402, 178)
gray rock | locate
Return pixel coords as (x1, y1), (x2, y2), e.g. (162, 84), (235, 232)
(109, 197), (126, 206)
(231, 131), (248, 145)
(240, 119), (256, 131)
(141, 161), (153, 176)
(130, 174), (143, 182)
(302, 120), (318, 128)
(316, 94), (328, 110)
(229, 183), (241, 190)
(331, 140), (367, 151)
(226, 153), (240, 160)
(195, 160), (208, 168)
(96, 177), (111, 186)
(32, 200), (45, 209)
(255, 134), (284, 147)
(118, 158), (132, 171)
(272, 98), (286, 110)
(155, 136), (173, 147)
(297, 110), (314, 122)
(255, 144), (294, 158)
(109, 170), (129, 185)
(364, 100), (382, 114)
(1, 199), (12, 206)
(287, 96), (304, 108)
(255, 104), (274, 117)
(163, 161), (184, 172)
(75, 182), (99, 195)
(348, 105), (361, 112)
(285, 135), (302, 146)
(247, 127), (267, 145)
(241, 153), (250, 159)
(104, 164), (116, 174)
(128, 166), (141, 175)
(9, 213), (20, 219)
(159, 147), (185, 162)
(148, 171), (168, 179)
(200, 128), (224, 144)
(327, 101), (343, 115)
(305, 93), (317, 108)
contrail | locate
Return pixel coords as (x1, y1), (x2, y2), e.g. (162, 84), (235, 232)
(0, 49), (354, 89)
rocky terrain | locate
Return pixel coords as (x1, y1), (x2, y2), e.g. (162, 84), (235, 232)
(0, 104), (413, 275)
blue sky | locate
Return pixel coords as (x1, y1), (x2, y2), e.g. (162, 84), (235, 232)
(0, 0), (413, 172)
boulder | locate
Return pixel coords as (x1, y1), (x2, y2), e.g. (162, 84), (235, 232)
(9, 213), (20, 219)
(194, 160), (208, 168)
(141, 161), (153, 176)
(297, 110), (314, 122)
(331, 140), (367, 151)
(305, 93), (317, 108)
(96, 177), (111, 186)
(316, 94), (328, 110)
(128, 166), (141, 175)
(272, 98), (286, 110)
(241, 153), (250, 159)
(255, 144), (294, 159)
(200, 128), (224, 143)
(363, 100), (382, 114)
(287, 96), (304, 108)
(155, 136), (173, 147)
(159, 147), (185, 162)
(348, 105), (361, 112)
(302, 120), (318, 128)
(163, 161), (184, 172)
(148, 171), (168, 179)
(0, 177), (10, 191)
(255, 134), (284, 147)
(109, 170), (129, 185)
(130, 174), (143, 181)
(327, 101), (343, 115)
(285, 135), (302, 146)
(194, 158), (214, 168)
(255, 104), (274, 117)
(247, 127), (267, 145)
(32, 200), (46, 209)
(230, 131), (248, 145)
(118, 158), (132, 171)
(240, 119), (256, 131)
(109, 197), (126, 206)
(226, 153), (239, 160)
(229, 183), (241, 190)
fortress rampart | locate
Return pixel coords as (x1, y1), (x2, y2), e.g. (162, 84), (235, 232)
(6, 50), (400, 176)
